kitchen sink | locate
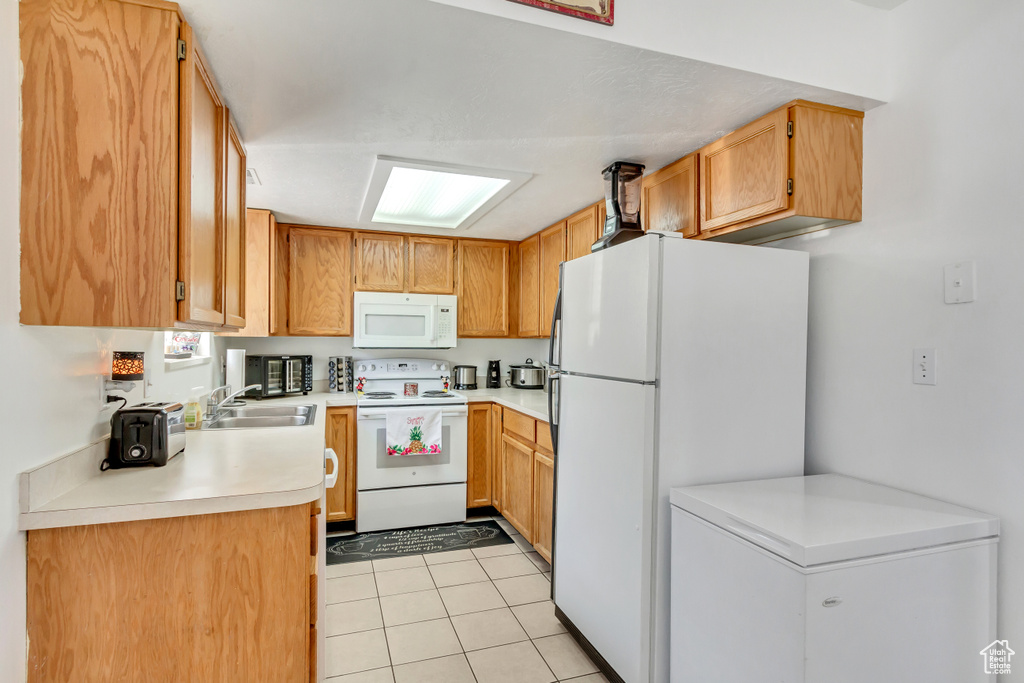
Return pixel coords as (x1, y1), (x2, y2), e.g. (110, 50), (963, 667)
(204, 404), (317, 429)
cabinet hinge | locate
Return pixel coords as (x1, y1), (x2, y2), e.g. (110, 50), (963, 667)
(176, 39), (187, 61)
(787, 121), (794, 138)
(175, 281), (186, 301)
(787, 178), (794, 196)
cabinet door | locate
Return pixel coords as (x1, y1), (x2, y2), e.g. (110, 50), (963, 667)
(566, 204), (600, 260)
(700, 107), (789, 232)
(491, 404), (503, 511)
(501, 434), (534, 541)
(467, 404), (493, 508)
(532, 451), (554, 563)
(457, 240), (510, 337)
(355, 232), (405, 292)
(289, 228), (353, 336)
(518, 236), (541, 337)
(408, 237), (455, 294)
(19, 0), (180, 327)
(178, 27), (227, 326)
(220, 209), (271, 337)
(270, 218), (288, 336)
(223, 118), (247, 328)
(643, 154), (699, 238)
(538, 222), (565, 339)
(325, 407), (357, 522)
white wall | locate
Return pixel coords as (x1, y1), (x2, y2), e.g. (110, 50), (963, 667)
(776, 0), (1024, 670)
(219, 336), (549, 386)
(428, 0), (892, 102)
(0, 0), (217, 677)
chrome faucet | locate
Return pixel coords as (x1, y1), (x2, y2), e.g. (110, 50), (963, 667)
(207, 384), (262, 415)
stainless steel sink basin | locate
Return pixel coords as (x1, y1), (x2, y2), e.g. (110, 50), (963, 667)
(204, 404), (317, 429)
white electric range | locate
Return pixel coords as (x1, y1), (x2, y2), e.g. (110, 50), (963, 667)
(354, 358), (469, 532)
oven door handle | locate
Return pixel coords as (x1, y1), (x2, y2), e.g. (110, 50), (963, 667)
(357, 405), (469, 419)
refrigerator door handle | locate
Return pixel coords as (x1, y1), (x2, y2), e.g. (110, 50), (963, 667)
(547, 373), (560, 453)
(548, 266), (564, 367)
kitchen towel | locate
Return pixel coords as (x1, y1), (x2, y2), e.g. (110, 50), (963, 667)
(386, 407), (442, 456)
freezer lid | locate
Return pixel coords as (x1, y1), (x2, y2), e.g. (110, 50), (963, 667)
(670, 474), (999, 567)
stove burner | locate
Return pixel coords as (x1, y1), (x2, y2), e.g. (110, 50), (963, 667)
(363, 392), (397, 399)
(421, 391), (451, 398)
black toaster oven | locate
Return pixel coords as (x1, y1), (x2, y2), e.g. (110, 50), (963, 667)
(244, 355), (313, 398)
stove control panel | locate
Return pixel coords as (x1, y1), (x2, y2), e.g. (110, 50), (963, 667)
(358, 358), (451, 380)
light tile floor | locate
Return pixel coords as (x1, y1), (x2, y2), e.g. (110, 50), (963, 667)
(324, 516), (606, 683)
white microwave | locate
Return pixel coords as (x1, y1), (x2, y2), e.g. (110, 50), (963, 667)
(353, 292), (457, 348)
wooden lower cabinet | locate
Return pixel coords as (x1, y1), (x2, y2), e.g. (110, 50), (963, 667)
(532, 451), (555, 563)
(325, 407), (357, 522)
(467, 403), (493, 507)
(501, 433), (534, 541)
(26, 504), (316, 682)
(491, 404), (503, 511)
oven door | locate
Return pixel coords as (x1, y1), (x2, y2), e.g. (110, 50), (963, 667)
(353, 294), (439, 348)
(284, 358), (305, 393)
(356, 405), (468, 489)
(263, 358), (284, 396)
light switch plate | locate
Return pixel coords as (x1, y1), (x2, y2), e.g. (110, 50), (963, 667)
(913, 348), (936, 385)
(944, 261), (976, 303)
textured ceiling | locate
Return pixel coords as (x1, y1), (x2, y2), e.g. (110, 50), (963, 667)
(179, 0), (879, 240)
(848, 0), (910, 9)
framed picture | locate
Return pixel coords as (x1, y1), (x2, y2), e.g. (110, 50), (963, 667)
(507, 0), (614, 25)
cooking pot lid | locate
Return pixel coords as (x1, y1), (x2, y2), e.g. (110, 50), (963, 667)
(454, 365), (476, 369)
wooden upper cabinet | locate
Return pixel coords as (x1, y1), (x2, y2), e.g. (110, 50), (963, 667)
(19, 0), (181, 327)
(178, 28), (227, 326)
(270, 218), (289, 336)
(288, 227), (353, 336)
(566, 204), (601, 260)
(355, 232), (405, 292)
(643, 153), (699, 238)
(408, 237), (455, 294)
(325, 407), (357, 522)
(221, 209), (272, 337)
(539, 222), (565, 339)
(457, 240), (510, 337)
(467, 403), (493, 508)
(699, 100), (863, 243)
(518, 235), (541, 338)
(223, 119), (247, 329)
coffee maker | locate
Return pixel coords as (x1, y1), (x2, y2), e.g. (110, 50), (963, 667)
(486, 360), (502, 389)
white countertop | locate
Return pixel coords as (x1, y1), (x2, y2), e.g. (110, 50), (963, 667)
(459, 387), (550, 422)
(19, 393), (334, 531)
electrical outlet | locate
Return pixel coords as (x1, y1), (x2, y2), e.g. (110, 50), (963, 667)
(913, 348), (936, 385)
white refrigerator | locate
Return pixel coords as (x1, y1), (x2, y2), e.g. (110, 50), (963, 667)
(670, 475), (998, 683)
(548, 233), (809, 683)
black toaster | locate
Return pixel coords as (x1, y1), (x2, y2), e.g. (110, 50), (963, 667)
(104, 402), (186, 469)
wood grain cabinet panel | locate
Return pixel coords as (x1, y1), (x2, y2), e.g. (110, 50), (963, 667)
(566, 204), (601, 260)
(325, 407), (357, 522)
(355, 232), (405, 292)
(501, 434), (534, 542)
(457, 240), (510, 337)
(698, 100), (863, 243)
(491, 404), (503, 511)
(408, 236), (455, 294)
(178, 28), (227, 326)
(518, 235), (541, 338)
(538, 222), (565, 339)
(643, 154), (699, 238)
(289, 227), (353, 336)
(271, 218), (288, 335)
(221, 209), (272, 337)
(467, 403), (493, 508)
(26, 505), (312, 683)
(223, 119), (247, 328)
(532, 451), (554, 563)
(19, 0), (180, 327)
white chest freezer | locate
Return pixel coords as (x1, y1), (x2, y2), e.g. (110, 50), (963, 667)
(670, 474), (998, 683)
